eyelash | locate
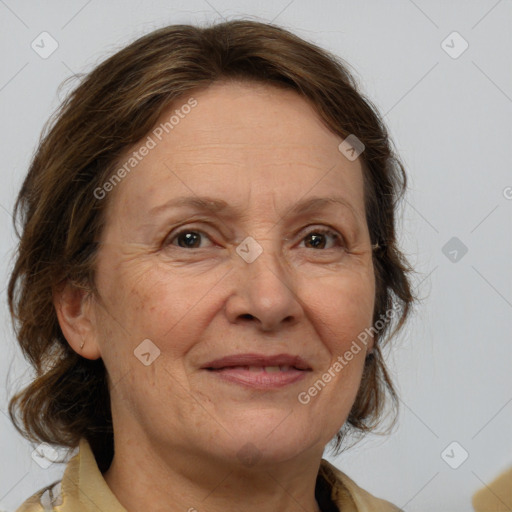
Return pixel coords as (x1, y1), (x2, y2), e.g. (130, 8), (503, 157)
(166, 226), (345, 251)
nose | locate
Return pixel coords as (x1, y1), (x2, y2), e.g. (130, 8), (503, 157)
(224, 244), (304, 332)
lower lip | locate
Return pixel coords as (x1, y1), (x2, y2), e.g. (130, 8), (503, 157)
(205, 367), (308, 389)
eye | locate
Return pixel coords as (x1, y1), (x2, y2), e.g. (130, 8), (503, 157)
(165, 226), (345, 251)
(299, 227), (344, 250)
(167, 229), (214, 249)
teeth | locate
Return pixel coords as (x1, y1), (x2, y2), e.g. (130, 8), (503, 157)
(265, 366), (280, 373)
(248, 366), (264, 372)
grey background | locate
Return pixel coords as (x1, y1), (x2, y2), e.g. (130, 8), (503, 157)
(1, 1), (511, 511)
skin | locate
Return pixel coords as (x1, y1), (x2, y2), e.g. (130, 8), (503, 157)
(55, 80), (376, 512)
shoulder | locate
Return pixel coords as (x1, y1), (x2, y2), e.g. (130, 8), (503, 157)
(320, 459), (403, 512)
(15, 480), (62, 512)
(472, 466), (512, 511)
(15, 439), (124, 512)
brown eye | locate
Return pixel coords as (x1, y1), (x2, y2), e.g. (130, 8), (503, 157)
(168, 230), (212, 249)
(300, 228), (343, 250)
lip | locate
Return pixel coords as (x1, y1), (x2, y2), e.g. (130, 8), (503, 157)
(201, 353), (312, 390)
(207, 367), (308, 389)
(201, 353), (312, 371)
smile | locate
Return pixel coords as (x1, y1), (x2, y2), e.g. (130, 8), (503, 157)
(205, 366), (309, 389)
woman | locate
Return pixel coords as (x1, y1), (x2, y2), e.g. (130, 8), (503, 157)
(9, 19), (414, 511)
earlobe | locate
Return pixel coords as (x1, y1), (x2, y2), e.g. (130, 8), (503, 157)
(53, 281), (102, 360)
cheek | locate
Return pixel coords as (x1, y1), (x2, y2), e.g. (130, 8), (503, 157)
(92, 260), (211, 409)
(303, 267), (375, 354)
(96, 256), (226, 358)
(292, 270), (375, 440)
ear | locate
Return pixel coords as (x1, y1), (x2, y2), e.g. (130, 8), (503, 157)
(53, 281), (102, 360)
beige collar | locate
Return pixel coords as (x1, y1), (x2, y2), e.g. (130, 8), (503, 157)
(25, 438), (401, 512)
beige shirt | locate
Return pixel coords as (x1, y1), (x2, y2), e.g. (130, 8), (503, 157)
(471, 466), (512, 511)
(16, 438), (402, 512)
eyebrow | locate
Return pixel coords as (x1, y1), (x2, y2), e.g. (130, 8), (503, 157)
(149, 195), (358, 220)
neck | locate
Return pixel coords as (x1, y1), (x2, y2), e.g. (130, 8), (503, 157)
(103, 431), (324, 512)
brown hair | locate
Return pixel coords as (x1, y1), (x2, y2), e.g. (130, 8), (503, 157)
(8, 19), (414, 471)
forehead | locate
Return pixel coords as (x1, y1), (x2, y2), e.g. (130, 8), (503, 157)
(165, 80), (342, 156)
(105, 80), (366, 222)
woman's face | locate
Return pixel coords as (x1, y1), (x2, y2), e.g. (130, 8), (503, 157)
(86, 81), (375, 466)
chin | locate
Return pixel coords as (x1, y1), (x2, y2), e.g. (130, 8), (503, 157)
(217, 423), (321, 468)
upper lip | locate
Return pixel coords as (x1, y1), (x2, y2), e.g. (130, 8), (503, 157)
(202, 353), (312, 370)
